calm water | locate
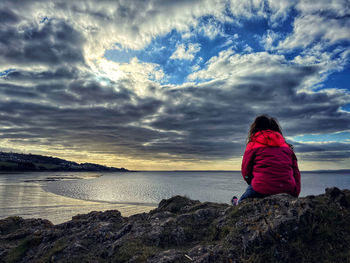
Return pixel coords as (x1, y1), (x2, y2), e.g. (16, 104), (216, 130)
(1, 171), (350, 223)
(0, 172), (154, 224)
(42, 171), (350, 205)
(43, 171), (244, 206)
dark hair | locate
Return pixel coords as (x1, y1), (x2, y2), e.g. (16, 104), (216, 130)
(247, 114), (294, 150)
(269, 117), (282, 133)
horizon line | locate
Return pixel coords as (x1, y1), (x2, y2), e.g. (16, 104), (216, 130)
(129, 169), (350, 173)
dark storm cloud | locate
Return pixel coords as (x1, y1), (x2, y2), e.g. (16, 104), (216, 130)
(1, 67), (135, 105)
(0, 0), (349, 166)
(5, 60), (344, 161)
(0, 83), (40, 99)
(293, 141), (350, 153)
(298, 151), (350, 162)
(0, 2), (168, 161)
(4, 67), (78, 81)
(0, 96), (165, 159)
(0, 18), (84, 66)
(145, 62), (350, 160)
(0, 96), (162, 128)
(141, 138), (245, 159)
(35, 78), (135, 106)
(67, 80), (134, 105)
(0, 8), (19, 23)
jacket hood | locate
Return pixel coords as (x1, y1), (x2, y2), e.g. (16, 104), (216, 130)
(252, 130), (286, 147)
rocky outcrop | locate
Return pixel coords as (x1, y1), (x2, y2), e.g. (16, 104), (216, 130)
(1, 187), (350, 263)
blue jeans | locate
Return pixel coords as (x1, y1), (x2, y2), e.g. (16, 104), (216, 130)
(239, 185), (269, 203)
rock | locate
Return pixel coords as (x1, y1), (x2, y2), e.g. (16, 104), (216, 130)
(155, 195), (201, 214)
(325, 187), (350, 207)
(1, 188), (350, 262)
(146, 249), (185, 263)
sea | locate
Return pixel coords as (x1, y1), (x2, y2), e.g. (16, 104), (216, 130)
(1, 171), (350, 224)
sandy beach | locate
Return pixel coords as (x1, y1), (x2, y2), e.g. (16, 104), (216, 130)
(0, 174), (156, 224)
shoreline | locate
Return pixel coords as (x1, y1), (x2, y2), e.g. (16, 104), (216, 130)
(2, 170), (350, 225)
(41, 184), (158, 207)
(0, 188), (156, 225)
(0, 175), (156, 224)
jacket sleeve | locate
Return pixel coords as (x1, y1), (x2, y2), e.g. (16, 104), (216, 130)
(241, 148), (255, 185)
(292, 152), (301, 197)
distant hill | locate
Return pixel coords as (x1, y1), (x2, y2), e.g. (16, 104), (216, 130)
(0, 152), (128, 172)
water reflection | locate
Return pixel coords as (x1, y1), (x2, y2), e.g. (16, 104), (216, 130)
(0, 172), (154, 224)
(1, 171), (350, 225)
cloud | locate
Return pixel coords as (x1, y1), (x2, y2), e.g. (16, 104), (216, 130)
(0, 18), (85, 69)
(0, 8), (19, 23)
(145, 50), (349, 161)
(260, 30), (283, 50)
(273, 0), (350, 80)
(170, 43), (201, 60)
(0, 0), (349, 169)
(182, 16), (227, 40)
(228, 0), (294, 25)
(278, 14), (350, 50)
(188, 49), (315, 83)
(292, 141), (350, 161)
(199, 20), (223, 40)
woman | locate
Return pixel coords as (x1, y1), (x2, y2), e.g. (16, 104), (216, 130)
(232, 115), (301, 205)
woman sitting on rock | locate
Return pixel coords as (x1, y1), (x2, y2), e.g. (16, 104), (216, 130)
(232, 115), (301, 205)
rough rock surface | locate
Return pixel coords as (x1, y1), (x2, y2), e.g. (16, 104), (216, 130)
(1, 187), (350, 263)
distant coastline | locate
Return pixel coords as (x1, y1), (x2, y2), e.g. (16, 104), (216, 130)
(300, 169), (350, 174)
(133, 169), (350, 173)
(0, 152), (128, 172)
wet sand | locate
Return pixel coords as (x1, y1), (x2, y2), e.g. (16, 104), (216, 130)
(0, 176), (156, 225)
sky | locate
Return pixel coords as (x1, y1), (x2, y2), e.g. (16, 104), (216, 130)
(0, 0), (349, 171)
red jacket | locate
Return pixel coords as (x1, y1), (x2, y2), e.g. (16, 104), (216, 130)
(241, 130), (301, 197)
